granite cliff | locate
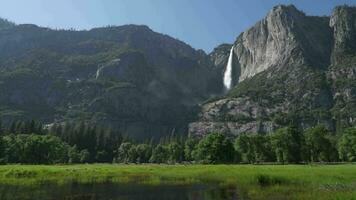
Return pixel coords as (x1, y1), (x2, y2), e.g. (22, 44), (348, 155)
(190, 5), (356, 136)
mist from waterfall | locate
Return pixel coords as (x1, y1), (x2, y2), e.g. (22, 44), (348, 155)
(223, 46), (234, 90)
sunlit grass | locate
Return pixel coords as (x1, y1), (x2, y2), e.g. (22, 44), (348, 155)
(0, 164), (355, 199)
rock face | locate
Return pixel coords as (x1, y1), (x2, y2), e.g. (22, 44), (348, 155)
(189, 97), (277, 136)
(95, 52), (152, 86)
(329, 6), (356, 132)
(190, 5), (356, 136)
(229, 5), (332, 84)
(209, 44), (232, 70)
(209, 44), (233, 91)
(0, 23), (222, 139)
(330, 6), (356, 63)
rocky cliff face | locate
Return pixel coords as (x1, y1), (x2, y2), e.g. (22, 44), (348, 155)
(190, 5), (356, 136)
(209, 44), (232, 70)
(330, 6), (356, 63)
(329, 6), (356, 132)
(221, 5), (332, 85)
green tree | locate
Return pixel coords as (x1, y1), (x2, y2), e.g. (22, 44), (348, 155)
(116, 142), (133, 163)
(305, 125), (337, 162)
(271, 126), (303, 163)
(127, 145), (138, 163)
(2, 134), (22, 163)
(338, 127), (356, 162)
(149, 144), (169, 163)
(184, 137), (198, 162)
(253, 134), (275, 162)
(44, 135), (69, 163)
(235, 134), (274, 163)
(194, 133), (235, 164)
(135, 144), (151, 163)
(235, 134), (254, 163)
(167, 141), (183, 163)
(68, 145), (81, 164)
(2, 134), (69, 164)
(80, 149), (90, 163)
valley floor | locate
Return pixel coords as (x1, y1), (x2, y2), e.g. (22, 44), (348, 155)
(0, 164), (355, 200)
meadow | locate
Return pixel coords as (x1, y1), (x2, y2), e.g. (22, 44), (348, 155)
(0, 164), (355, 200)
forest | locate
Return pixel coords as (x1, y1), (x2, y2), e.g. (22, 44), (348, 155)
(0, 120), (355, 165)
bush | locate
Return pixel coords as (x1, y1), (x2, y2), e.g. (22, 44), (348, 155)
(255, 174), (288, 187)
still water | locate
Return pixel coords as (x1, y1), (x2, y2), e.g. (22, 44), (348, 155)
(0, 183), (247, 200)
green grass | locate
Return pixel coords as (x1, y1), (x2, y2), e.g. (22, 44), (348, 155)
(0, 164), (356, 200)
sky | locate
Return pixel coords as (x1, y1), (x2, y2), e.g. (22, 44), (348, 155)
(0, 0), (355, 52)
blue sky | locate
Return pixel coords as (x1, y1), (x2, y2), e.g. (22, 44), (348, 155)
(0, 0), (355, 52)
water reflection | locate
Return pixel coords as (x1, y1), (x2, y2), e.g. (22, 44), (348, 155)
(0, 183), (246, 200)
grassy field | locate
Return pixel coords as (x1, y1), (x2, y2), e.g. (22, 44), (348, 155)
(0, 164), (355, 199)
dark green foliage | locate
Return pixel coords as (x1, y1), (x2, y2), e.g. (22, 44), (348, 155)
(149, 144), (169, 163)
(194, 133), (235, 164)
(115, 142), (134, 163)
(270, 126), (304, 163)
(235, 134), (274, 163)
(184, 137), (198, 161)
(6, 120), (45, 135)
(235, 134), (254, 163)
(79, 150), (90, 163)
(338, 127), (356, 161)
(0, 134), (92, 164)
(50, 122), (122, 163)
(68, 145), (81, 164)
(135, 144), (152, 163)
(305, 125), (338, 162)
(167, 142), (184, 163)
(0, 121), (355, 164)
(255, 174), (288, 187)
(1, 134), (70, 164)
(96, 150), (111, 163)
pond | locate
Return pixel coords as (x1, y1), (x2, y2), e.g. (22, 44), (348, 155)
(0, 183), (247, 200)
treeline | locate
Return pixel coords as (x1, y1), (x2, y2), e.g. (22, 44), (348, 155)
(0, 134), (88, 164)
(0, 120), (123, 163)
(0, 120), (356, 164)
(49, 122), (123, 163)
(112, 125), (354, 164)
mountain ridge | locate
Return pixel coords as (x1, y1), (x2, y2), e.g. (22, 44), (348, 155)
(0, 4), (355, 139)
(0, 20), (222, 139)
(189, 4), (356, 136)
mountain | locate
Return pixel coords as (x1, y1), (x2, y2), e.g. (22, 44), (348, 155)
(1, 4), (355, 139)
(0, 23), (223, 139)
(189, 5), (356, 136)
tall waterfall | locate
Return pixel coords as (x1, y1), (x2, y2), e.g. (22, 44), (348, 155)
(223, 46), (234, 90)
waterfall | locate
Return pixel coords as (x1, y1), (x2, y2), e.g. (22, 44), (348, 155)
(223, 46), (234, 90)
